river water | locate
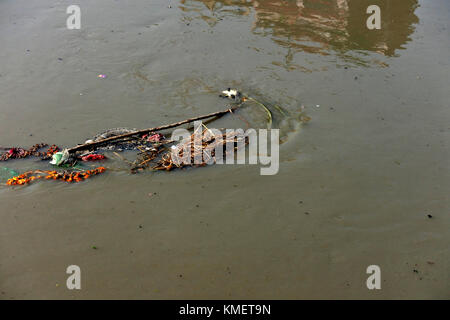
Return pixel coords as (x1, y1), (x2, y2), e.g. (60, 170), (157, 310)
(0, 0), (449, 299)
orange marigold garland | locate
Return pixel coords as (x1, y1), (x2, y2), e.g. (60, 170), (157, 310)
(6, 167), (106, 186)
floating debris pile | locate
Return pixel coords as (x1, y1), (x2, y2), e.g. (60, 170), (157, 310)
(1, 88), (309, 186)
(153, 127), (248, 171)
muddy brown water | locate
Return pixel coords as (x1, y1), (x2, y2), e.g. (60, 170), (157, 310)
(0, 0), (449, 299)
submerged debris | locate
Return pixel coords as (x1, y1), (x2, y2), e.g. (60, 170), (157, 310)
(130, 144), (165, 173)
(84, 127), (164, 151)
(91, 127), (137, 141)
(0, 167), (19, 182)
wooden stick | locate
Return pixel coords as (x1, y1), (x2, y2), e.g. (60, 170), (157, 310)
(67, 105), (239, 154)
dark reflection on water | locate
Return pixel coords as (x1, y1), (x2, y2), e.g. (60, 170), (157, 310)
(180, 0), (419, 66)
